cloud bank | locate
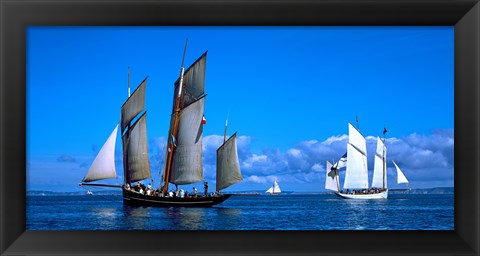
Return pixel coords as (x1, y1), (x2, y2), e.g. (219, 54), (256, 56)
(28, 129), (454, 192)
(199, 129), (454, 191)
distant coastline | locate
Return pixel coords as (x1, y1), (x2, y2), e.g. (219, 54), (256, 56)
(27, 187), (454, 196)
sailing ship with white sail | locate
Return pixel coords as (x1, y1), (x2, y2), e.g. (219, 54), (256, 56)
(266, 180), (281, 195)
(325, 122), (409, 199)
(80, 40), (243, 207)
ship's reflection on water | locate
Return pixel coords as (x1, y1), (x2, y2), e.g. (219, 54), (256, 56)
(164, 207), (205, 229)
(116, 205), (242, 230)
(121, 205), (154, 230)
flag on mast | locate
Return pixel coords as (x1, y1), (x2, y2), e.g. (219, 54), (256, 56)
(202, 115), (207, 125)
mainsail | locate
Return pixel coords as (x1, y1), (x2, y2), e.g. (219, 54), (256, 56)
(124, 112), (151, 183)
(343, 123), (369, 189)
(121, 78), (151, 185)
(325, 160), (339, 191)
(392, 160), (409, 184)
(165, 52), (208, 187)
(82, 125), (119, 182)
(372, 136), (387, 188)
(216, 133), (243, 191)
(266, 180), (281, 194)
(169, 97), (205, 184)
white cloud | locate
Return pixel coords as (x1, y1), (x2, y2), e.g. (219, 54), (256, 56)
(323, 135), (348, 145)
(30, 129), (453, 192)
(214, 129), (453, 190)
(287, 149), (302, 158)
(244, 175), (268, 184)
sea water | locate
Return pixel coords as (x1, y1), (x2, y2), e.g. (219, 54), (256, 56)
(26, 194), (453, 230)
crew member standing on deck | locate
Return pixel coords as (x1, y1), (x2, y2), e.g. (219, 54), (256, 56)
(204, 181), (208, 197)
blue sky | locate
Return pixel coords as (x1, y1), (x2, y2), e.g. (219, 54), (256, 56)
(27, 26), (454, 192)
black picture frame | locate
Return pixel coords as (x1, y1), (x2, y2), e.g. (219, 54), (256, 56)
(1, 0), (478, 255)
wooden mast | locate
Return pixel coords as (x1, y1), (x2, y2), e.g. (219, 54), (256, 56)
(163, 38), (188, 193)
(123, 66), (132, 186)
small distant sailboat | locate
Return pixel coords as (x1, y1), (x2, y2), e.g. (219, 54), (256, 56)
(86, 190), (93, 195)
(325, 122), (409, 199)
(266, 180), (281, 195)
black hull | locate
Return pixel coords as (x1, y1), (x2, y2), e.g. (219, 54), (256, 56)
(122, 189), (231, 207)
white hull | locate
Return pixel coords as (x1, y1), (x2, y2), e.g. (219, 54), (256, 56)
(336, 189), (388, 199)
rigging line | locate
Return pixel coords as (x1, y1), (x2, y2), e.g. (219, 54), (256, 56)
(347, 142), (367, 157)
(154, 140), (167, 188)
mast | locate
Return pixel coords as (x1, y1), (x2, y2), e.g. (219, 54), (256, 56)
(124, 67), (131, 185)
(356, 115), (360, 130)
(224, 113), (229, 143)
(163, 38), (188, 193)
(382, 126), (387, 189)
(128, 66), (131, 97)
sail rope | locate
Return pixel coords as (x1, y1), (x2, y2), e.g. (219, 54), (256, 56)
(153, 138), (167, 189)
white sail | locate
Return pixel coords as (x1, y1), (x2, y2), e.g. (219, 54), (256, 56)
(392, 160), (409, 184)
(170, 97), (205, 185)
(82, 125), (118, 182)
(274, 181), (281, 193)
(216, 133), (243, 191)
(343, 123), (368, 189)
(266, 180), (281, 193)
(348, 123), (367, 155)
(325, 161), (339, 191)
(372, 137), (387, 188)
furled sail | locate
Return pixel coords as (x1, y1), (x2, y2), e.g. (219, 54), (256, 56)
(169, 97), (205, 185)
(216, 133), (243, 191)
(343, 123), (369, 189)
(82, 125), (118, 182)
(121, 78), (147, 132)
(372, 137), (387, 188)
(325, 161), (339, 191)
(266, 180), (281, 193)
(172, 52), (207, 111)
(392, 160), (409, 184)
(123, 112), (151, 184)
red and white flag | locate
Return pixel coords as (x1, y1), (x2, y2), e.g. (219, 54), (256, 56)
(202, 116), (207, 125)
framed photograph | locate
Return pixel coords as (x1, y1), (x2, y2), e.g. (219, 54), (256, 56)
(1, 0), (478, 255)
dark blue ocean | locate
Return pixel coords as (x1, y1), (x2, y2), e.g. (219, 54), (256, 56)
(27, 194), (453, 230)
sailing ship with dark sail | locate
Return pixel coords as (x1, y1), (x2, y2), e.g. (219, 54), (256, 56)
(80, 41), (243, 207)
(325, 122), (409, 199)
